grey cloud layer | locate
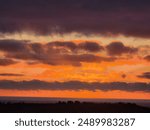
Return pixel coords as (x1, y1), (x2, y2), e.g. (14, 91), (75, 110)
(0, 0), (150, 37)
(0, 80), (149, 92)
(0, 39), (139, 66)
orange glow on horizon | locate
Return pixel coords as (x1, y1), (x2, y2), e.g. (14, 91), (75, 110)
(0, 89), (150, 100)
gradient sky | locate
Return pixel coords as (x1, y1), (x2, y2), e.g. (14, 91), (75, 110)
(0, 0), (150, 99)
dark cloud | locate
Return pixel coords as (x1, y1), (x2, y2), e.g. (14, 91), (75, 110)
(137, 72), (150, 79)
(0, 73), (24, 76)
(0, 0), (150, 37)
(0, 58), (17, 66)
(0, 80), (149, 92)
(0, 39), (115, 66)
(0, 39), (28, 52)
(48, 41), (104, 53)
(78, 42), (104, 52)
(144, 55), (150, 61)
(106, 42), (138, 56)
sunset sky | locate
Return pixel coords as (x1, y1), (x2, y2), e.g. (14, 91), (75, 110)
(0, 0), (150, 99)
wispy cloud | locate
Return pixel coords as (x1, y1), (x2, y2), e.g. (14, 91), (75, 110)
(0, 73), (24, 76)
(137, 72), (150, 79)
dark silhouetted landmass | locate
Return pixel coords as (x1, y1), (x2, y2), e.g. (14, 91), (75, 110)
(0, 101), (150, 113)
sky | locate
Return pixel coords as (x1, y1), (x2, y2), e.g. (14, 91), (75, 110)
(0, 0), (150, 99)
